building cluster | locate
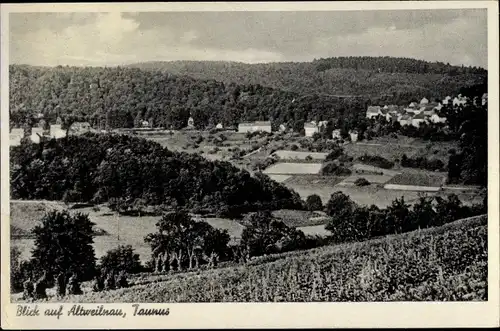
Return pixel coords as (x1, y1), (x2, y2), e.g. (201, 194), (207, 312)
(9, 121), (91, 147)
(366, 93), (487, 128)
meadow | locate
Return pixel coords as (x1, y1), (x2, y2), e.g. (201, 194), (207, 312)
(31, 214), (487, 303)
(263, 162), (323, 175)
(344, 137), (457, 165)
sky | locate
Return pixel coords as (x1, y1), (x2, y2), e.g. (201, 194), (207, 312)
(9, 9), (488, 68)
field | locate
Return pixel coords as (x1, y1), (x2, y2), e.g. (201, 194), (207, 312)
(263, 162), (323, 175)
(10, 202), (245, 263)
(387, 171), (446, 187)
(344, 137), (457, 165)
(271, 150), (328, 161)
(29, 215), (487, 303)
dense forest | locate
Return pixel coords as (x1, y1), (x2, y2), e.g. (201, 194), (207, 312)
(10, 134), (303, 216)
(9, 64), (365, 132)
(128, 57), (486, 104)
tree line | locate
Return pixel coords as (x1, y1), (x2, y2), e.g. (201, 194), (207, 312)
(10, 63), (486, 134)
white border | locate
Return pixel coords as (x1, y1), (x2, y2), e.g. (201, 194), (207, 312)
(1, 2), (499, 329)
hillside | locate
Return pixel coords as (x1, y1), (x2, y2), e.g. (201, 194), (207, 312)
(34, 214), (487, 303)
(10, 133), (303, 215)
(128, 57), (486, 104)
(9, 64), (364, 131)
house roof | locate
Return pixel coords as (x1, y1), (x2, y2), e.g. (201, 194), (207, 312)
(413, 112), (426, 119)
(420, 97), (429, 104)
(304, 123), (318, 128)
(400, 115), (412, 120)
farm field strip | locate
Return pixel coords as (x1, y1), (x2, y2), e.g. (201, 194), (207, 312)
(263, 162), (322, 175)
(272, 150), (328, 160)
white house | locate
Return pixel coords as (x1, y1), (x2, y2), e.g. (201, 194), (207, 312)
(9, 128), (24, 146)
(430, 113), (447, 124)
(408, 102), (418, 109)
(398, 114), (412, 126)
(50, 124), (66, 139)
(420, 97), (429, 105)
(216, 123), (224, 130)
(411, 112), (426, 127)
(141, 120), (150, 128)
(318, 120), (329, 129)
(349, 130), (359, 142)
(453, 94), (468, 107)
(187, 117), (195, 129)
(238, 121), (272, 133)
(279, 124), (286, 132)
(366, 106), (382, 119)
(304, 122), (319, 137)
(331, 129), (341, 139)
(482, 93), (488, 106)
(30, 127), (44, 143)
(442, 96), (452, 105)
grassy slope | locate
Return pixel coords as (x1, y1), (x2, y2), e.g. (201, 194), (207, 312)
(39, 215), (487, 303)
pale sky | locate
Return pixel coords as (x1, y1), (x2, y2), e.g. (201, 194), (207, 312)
(9, 9), (488, 68)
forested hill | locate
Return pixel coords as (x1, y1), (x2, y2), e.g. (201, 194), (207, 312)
(128, 57), (486, 103)
(10, 133), (303, 215)
(9, 64), (365, 131)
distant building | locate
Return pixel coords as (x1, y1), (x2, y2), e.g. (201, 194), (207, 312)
(141, 120), (150, 128)
(238, 121), (272, 133)
(279, 124), (286, 132)
(318, 120), (329, 130)
(430, 113), (447, 124)
(9, 128), (24, 146)
(349, 130), (359, 142)
(304, 122), (319, 137)
(482, 93), (488, 106)
(398, 114), (412, 126)
(30, 127), (44, 143)
(187, 117), (195, 129)
(216, 123), (224, 130)
(453, 94), (468, 107)
(408, 102), (418, 109)
(331, 129), (341, 139)
(442, 96), (452, 105)
(411, 112), (426, 127)
(420, 97), (429, 105)
(69, 122), (91, 135)
(366, 106), (382, 119)
(50, 124), (66, 139)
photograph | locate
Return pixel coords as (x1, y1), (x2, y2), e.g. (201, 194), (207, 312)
(1, 1), (499, 329)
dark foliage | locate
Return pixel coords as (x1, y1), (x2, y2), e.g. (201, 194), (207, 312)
(99, 245), (143, 275)
(357, 154), (394, 169)
(10, 134), (303, 214)
(30, 210), (97, 281)
(324, 191), (485, 244)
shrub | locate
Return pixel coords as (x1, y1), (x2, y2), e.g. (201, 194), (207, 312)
(290, 144), (299, 151)
(99, 245), (143, 275)
(354, 178), (370, 186)
(305, 194), (323, 211)
(321, 162), (352, 176)
(358, 153), (394, 169)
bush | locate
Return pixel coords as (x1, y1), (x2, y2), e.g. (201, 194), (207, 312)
(290, 144), (299, 151)
(357, 153), (394, 169)
(321, 162), (352, 176)
(305, 194), (323, 211)
(354, 178), (370, 186)
(99, 245), (143, 275)
(401, 154), (445, 171)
